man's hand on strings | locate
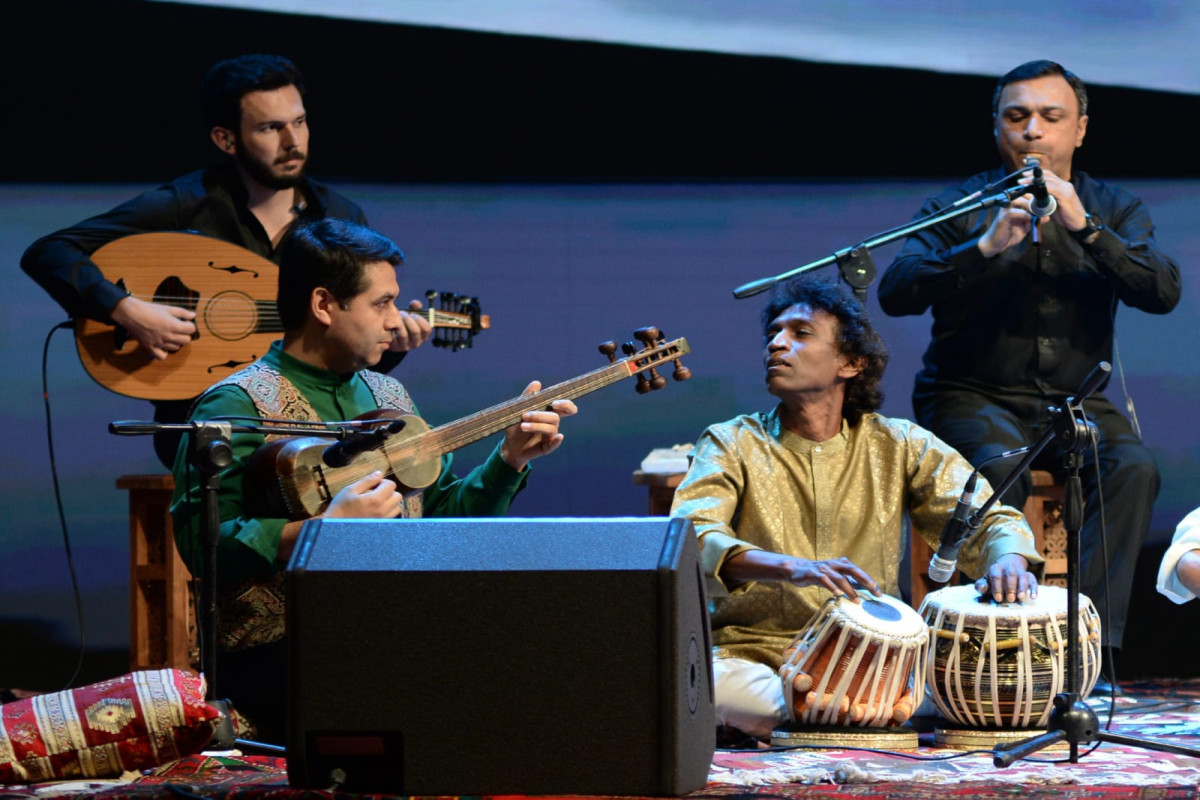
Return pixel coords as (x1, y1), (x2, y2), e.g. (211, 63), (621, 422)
(111, 296), (197, 360)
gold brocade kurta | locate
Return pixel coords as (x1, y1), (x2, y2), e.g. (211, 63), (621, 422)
(671, 407), (1043, 670)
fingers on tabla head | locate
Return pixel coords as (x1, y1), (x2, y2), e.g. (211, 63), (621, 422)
(921, 584), (1104, 729)
(779, 593), (927, 728)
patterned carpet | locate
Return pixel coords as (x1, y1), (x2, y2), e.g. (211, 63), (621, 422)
(704, 679), (1200, 799)
(5, 681), (1200, 799)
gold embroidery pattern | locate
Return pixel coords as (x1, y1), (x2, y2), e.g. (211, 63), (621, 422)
(208, 362), (424, 649)
(216, 572), (288, 652)
(84, 698), (135, 735)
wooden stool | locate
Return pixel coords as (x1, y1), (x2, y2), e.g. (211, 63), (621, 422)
(632, 469), (685, 516)
(909, 469), (1067, 610)
(119, 474), (197, 672)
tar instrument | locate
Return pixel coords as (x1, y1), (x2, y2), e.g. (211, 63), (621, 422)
(920, 584), (1101, 729)
(245, 328), (691, 519)
(78, 232), (489, 400)
(780, 592), (928, 727)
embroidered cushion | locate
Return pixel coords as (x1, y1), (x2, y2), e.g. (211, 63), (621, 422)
(0, 669), (220, 784)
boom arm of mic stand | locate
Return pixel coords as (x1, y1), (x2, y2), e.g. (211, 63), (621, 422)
(732, 185), (1028, 300)
(963, 428), (1056, 531)
(108, 418), (371, 706)
(109, 420), (361, 438)
(962, 362), (1112, 531)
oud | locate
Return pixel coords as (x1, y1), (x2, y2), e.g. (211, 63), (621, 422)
(77, 232), (489, 400)
(246, 329), (691, 519)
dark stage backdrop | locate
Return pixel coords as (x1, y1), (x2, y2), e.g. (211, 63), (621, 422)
(1, 0), (1197, 689)
(4, 0), (1198, 183)
(3, 180), (1197, 688)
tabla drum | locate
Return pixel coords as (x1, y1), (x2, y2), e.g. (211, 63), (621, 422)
(920, 584), (1101, 729)
(779, 592), (928, 728)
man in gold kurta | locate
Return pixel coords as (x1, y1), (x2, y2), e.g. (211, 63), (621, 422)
(671, 275), (1043, 740)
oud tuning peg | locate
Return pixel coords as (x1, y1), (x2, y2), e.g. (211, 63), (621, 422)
(425, 289), (438, 304)
(598, 341), (618, 363)
(621, 342), (653, 393)
(672, 358), (692, 381)
(646, 368), (668, 390)
(633, 326), (662, 347)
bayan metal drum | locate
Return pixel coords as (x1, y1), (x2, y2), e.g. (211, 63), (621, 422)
(920, 584), (1101, 729)
(780, 592), (928, 728)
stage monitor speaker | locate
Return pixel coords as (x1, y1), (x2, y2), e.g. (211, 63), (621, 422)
(285, 516), (714, 796)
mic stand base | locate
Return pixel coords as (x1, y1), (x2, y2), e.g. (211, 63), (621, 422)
(187, 426), (288, 753)
(995, 691), (1200, 765)
(992, 390), (1200, 767)
(110, 415), (364, 756)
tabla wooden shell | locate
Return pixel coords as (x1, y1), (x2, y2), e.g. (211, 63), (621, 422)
(919, 584), (1101, 729)
(780, 593), (928, 727)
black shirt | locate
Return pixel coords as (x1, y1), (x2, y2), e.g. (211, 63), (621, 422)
(878, 168), (1181, 398)
(21, 163), (368, 324)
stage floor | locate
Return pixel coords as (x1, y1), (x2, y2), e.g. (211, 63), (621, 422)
(7, 679), (1200, 800)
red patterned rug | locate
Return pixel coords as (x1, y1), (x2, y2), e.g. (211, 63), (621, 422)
(6, 680), (1200, 799)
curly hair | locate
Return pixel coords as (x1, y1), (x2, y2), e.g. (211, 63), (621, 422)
(760, 274), (888, 425)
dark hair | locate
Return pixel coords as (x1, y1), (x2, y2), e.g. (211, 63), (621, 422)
(201, 53), (307, 130)
(993, 60), (1088, 117)
(760, 274), (888, 425)
(276, 219), (405, 332)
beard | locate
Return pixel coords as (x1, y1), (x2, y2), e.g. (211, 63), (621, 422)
(234, 141), (307, 190)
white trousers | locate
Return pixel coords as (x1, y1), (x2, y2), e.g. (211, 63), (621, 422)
(712, 656), (788, 739)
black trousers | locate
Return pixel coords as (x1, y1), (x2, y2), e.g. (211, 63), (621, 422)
(913, 385), (1160, 649)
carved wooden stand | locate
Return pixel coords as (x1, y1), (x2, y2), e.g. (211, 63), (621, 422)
(119, 474), (197, 672)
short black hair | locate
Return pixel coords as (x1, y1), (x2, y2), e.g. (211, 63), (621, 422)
(276, 219), (404, 332)
(201, 53), (307, 130)
(993, 60), (1088, 117)
(760, 274), (888, 425)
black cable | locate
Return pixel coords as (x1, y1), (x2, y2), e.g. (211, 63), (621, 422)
(41, 320), (86, 692)
(725, 740), (1106, 765)
(1089, 431), (1118, 731)
(720, 743), (998, 761)
(179, 454), (205, 676)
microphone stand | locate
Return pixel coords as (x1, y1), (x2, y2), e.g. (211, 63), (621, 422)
(109, 417), (386, 750)
(925, 364), (1200, 765)
(937, 364), (1111, 568)
(732, 181), (1033, 303)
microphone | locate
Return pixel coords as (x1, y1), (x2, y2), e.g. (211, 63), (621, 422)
(928, 470), (979, 583)
(322, 418), (406, 468)
(1024, 157), (1057, 218)
(1067, 360), (1112, 405)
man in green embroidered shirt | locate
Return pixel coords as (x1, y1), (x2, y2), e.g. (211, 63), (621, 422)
(671, 275), (1042, 741)
(170, 218), (577, 741)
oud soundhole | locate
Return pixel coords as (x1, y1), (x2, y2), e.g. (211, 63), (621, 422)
(204, 290), (259, 340)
